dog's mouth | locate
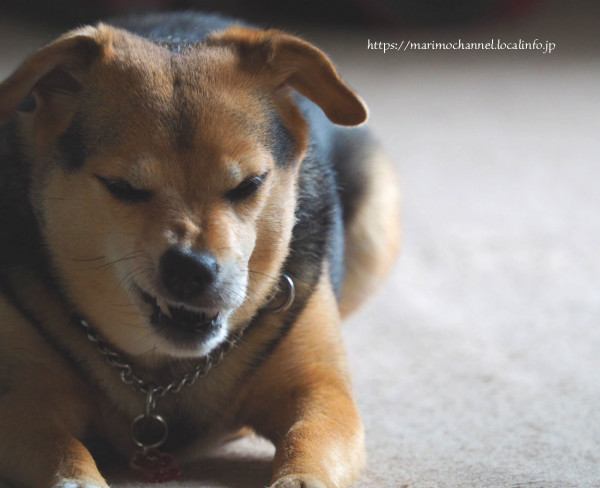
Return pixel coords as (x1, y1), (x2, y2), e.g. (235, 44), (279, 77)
(136, 286), (222, 346)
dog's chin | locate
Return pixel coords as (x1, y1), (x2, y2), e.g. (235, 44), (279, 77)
(137, 287), (231, 358)
(150, 322), (230, 359)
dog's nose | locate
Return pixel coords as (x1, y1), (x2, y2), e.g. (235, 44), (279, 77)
(160, 247), (219, 301)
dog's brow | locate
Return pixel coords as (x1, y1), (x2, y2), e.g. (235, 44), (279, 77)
(228, 165), (242, 180)
(227, 155), (270, 182)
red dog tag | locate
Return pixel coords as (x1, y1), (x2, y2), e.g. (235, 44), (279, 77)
(130, 448), (182, 483)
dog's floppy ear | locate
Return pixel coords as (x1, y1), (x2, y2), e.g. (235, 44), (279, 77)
(0, 25), (110, 124)
(208, 26), (368, 126)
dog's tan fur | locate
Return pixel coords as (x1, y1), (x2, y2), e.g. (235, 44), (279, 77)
(339, 147), (401, 317)
(0, 19), (399, 488)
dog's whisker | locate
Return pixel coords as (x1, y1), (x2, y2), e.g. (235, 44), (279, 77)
(94, 251), (146, 270)
(115, 265), (151, 292)
(246, 269), (281, 282)
(70, 255), (107, 262)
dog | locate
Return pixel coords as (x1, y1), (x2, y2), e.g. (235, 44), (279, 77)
(0, 11), (400, 488)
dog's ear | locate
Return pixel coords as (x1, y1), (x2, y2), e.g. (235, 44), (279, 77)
(208, 27), (368, 126)
(0, 25), (111, 125)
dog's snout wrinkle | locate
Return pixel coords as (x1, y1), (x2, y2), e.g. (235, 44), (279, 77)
(167, 215), (202, 245)
(160, 247), (219, 301)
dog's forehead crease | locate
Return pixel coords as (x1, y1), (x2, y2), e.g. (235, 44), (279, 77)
(85, 41), (267, 156)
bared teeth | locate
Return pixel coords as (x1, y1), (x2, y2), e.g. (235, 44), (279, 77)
(155, 296), (172, 318)
(145, 288), (221, 332)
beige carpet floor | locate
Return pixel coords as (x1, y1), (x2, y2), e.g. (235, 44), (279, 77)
(1, 2), (599, 486)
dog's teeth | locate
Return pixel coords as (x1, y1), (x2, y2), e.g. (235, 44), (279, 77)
(156, 297), (172, 317)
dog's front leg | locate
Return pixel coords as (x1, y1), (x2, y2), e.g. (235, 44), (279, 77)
(242, 273), (366, 488)
(267, 384), (365, 488)
(0, 392), (108, 488)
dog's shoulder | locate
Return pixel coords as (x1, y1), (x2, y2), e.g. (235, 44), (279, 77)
(294, 95), (377, 297)
(290, 95), (346, 295)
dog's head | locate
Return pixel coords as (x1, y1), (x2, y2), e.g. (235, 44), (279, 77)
(0, 23), (366, 361)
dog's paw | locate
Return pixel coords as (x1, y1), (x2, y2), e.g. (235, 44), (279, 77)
(269, 474), (328, 488)
(54, 479), (109, 488)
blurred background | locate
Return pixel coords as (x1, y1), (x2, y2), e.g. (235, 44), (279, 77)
(1, 1), (598, 487)
(0, 0), (545, 27)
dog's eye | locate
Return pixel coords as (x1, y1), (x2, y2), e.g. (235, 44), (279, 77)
(96, 176), (152, 203)
(226, 172), (268, 203)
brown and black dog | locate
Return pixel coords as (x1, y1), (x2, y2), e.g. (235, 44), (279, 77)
(0, 11), (400, 488)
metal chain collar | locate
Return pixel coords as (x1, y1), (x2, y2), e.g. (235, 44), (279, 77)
(79, 317), (234, 398)
(77, 273), (295, 440)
